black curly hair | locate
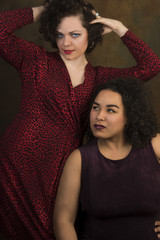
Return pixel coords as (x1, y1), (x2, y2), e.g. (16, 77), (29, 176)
(39, 0), (104, 53)
(87, 77), (158, 149)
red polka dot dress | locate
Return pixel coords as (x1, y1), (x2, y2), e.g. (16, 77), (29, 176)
(0, 7), (160, 240)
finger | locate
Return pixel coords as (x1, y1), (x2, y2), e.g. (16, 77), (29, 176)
(91, 18), (104, 23)
(155, 226), (160, 232)
(91, 17), (115, 26)
(96, 13), (101, 19)
(90, 18), (109, 27)
(92, 10), (101, 19)
(156, 231), (160, 239)
(155, 221), (160, 226)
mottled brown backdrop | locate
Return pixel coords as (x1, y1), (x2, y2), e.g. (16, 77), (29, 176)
(0, 0), (160, 136)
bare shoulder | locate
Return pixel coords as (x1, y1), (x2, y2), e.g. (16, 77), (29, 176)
(151, 133), (160, 162)
(67, 148), (81, 160)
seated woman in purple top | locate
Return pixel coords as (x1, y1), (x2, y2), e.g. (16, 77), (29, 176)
(53, 77), (160, 240)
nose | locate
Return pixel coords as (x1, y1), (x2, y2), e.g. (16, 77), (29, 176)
(96, 109), (106, 121)
(63, 35), (71, 47)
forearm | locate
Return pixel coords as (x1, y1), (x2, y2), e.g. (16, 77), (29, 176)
(32, 6), (45, 22)
(0, 8), (34, 66)
(0, 8), (33, 38)
(121, 30), (160, 80)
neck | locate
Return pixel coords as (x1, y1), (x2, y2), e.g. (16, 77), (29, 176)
(98, 138), (132, 161)
(98, 136), (128, 149)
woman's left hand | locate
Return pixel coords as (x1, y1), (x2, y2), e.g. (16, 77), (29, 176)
(91, 12), (128, 37)
(155, 221), (160, 238)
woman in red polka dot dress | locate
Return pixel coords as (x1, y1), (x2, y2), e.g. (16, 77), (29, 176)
(0, 0), (160, 239)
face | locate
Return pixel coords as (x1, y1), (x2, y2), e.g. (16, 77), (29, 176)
(90, 89), (127, 141)
(56, 15), (88, 61)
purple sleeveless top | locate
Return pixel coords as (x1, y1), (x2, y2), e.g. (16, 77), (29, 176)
(78, 139), (160, 240)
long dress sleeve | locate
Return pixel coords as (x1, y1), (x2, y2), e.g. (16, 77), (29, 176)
(0, 8), (35, 71)
(95, 30), (160, 84)
(121, 30), (160, 80)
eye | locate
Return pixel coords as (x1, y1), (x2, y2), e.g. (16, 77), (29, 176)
(92, 105), (99, 110)
(71, 33), (80, 38)
(107, 109), (116, 113)
(56, 33), (64, 38)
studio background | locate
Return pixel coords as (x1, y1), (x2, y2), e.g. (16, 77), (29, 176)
(0, 0), (160, 136)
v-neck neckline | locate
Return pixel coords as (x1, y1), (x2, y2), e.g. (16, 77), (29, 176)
(57, 52), (90, 89)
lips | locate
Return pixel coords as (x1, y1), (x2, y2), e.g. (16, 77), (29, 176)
(94, 124), (105, 130)
(64, 50), (74, 54)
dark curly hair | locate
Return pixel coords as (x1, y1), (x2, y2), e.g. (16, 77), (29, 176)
(39, 0), (104, 53)
(87, 77), (158, 149)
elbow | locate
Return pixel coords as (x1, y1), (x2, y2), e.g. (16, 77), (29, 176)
(53, 212), (76, 239)
(53, 214), (72, 231)
(53, 212), (67, 236)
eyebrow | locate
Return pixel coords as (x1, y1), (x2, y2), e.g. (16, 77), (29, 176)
(93, 101), (119, 109)
(56, 30), (81, 34)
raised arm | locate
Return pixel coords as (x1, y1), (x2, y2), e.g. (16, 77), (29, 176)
(92, 17), (160, 82)
(53, 149), (82, 240)
(0, 6), (44, 70)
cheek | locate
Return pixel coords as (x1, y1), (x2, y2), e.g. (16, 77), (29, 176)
(107, 116), (124, 126)
(90, 112), (95, 125)
(56, 39), (61, 48)
(76, 41), (87, 53)
(115, 116), (127, 129)
(84, 38), (88, 48)
(120, 115), (127, 125)
(105, 115), (112, 124)
(80, 36), (88, 48)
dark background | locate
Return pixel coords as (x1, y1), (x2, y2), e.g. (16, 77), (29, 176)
(0, 0), (160, 136)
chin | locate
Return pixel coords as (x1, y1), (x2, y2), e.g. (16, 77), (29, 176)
(65, 55), (75, 60)
(92, 133), (105, 139)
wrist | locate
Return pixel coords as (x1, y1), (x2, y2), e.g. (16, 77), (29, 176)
(32, 6), (44, 22)
(113, 21), (128, 37)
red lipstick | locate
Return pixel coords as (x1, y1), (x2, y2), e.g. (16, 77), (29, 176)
(64, 50), (74, 54)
